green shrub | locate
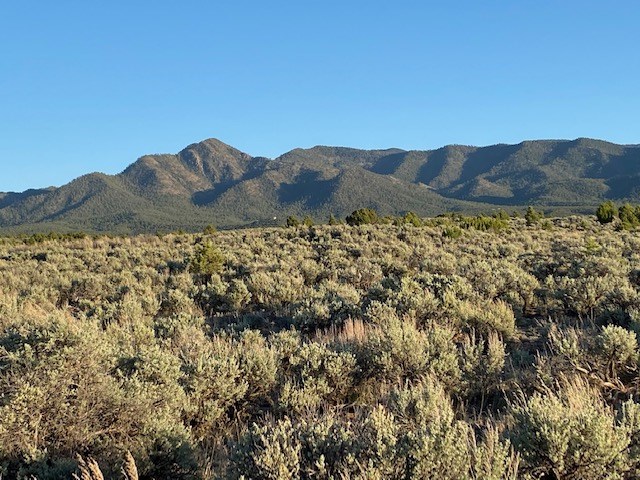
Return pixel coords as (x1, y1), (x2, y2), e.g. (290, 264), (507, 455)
(460, 331), (506, 408)
(455, 299), (516, 338)
(286, 215), (300, 227)
(181, 336), (250, 441)
(401, 211), (423, 227)
(277, 340), (357, 413)
(443, 225), (463, 239)
(619, 203), (640, 229)
(230, 381), (519, 480)
(596, 201), (617, 224)
(346, 208), (380, 226)
(327, 213), (341, 225)
(459, 215), (508, 232)
(524, 206), (543, 226)
(0, 314), (190, 479)
(493, 209), (510, 221)
(597, 325), (638, 378)
(510, 378), (634, 479)
(359, 304), (460, 387)
(203, 224), (217, 235)
(189, 240), (224, 277)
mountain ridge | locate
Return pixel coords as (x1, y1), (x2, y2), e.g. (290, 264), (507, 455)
(2, 137), (639, 233)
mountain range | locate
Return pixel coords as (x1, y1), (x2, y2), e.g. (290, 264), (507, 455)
(1, 137), (639, 233)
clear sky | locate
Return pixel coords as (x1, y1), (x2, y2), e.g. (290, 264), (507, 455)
(1, 1), (639, 192)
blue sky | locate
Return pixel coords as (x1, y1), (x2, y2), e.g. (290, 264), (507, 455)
(1, 1), (639, 191)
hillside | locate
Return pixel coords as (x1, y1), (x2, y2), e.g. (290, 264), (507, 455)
(1, 137), (639, 232)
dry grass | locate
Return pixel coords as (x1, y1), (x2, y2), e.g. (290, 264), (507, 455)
(73, 455), (103, 480)
(122, 451), (138, 480)
(72, 452), (138, 480)
(315, 317), (370, 345)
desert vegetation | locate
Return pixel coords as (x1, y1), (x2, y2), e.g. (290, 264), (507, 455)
(2, 213), (640, 478)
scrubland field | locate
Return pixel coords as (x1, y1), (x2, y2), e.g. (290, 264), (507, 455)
(3, 214), (640, 479)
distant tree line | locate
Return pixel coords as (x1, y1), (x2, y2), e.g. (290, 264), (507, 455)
(284, 207), (550, 232)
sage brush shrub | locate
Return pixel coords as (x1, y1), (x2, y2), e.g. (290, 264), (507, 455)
(510, 378), (639, 480)
(2, 217), (640, 477)
(358, 302), (461, 387)
(230, 381), (518, 480)
(277, 340), (357, 414)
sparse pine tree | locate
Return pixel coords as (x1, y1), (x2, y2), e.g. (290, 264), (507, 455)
(403, 211), (423, 227)
(346, 208), (379, 226)
(190, 240), (224, 276)
(286, 215), (300, 227)
(524, 206), (543, 226)
(618, 203), (639, 229)
(596, 201), (617, 224)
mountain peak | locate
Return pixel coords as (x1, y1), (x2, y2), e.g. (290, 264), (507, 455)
(178, 138), (253, 182)
(184, 137), (234, 151)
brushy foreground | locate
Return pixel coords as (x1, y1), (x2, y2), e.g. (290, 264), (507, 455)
(2, 217), (640, 479)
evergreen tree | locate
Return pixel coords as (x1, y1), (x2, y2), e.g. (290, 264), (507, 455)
(595, 201), (617, 224)
(286, 215), (300, 227)
(346, 208), (380, 226)
(525, 206), (543, 226)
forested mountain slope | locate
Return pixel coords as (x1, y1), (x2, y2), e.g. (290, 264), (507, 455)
(1, 137), (638, 232)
